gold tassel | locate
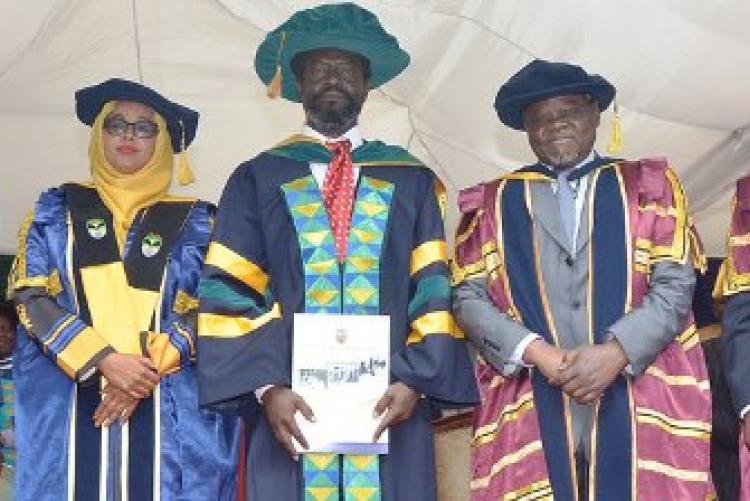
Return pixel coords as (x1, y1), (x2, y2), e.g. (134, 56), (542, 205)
(178, 151), (195, 186)
(266, 65), (282, 99)
(607, 100), (622, 154)
(177, 118), (195, 185)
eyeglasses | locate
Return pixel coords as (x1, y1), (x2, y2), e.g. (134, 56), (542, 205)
(103, 115), (159, 138)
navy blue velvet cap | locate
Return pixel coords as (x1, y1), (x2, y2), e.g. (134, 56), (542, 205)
(75, 78), (199, 152)
(494, 59), (615, 130)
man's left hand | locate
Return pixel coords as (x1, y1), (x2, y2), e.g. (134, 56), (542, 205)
(372, 382), (420, 442)
(552, 339), (629, 405)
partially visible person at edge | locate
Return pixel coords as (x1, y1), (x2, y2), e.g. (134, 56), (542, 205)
(692, 261), (740, 501)
(452, 59), (713, 500)
(195, 3), (478, 500)
(715, 175), (750, 500)
(0, 300), (17, 500)
(9, 79), (240, 500)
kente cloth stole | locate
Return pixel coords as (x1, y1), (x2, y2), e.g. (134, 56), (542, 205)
(281, 174), (394, 501)
(62, 183), (192, 501)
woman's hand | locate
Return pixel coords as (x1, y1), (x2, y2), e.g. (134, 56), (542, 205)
(93, 385), (139, 427)
(97, 352), (160, 398)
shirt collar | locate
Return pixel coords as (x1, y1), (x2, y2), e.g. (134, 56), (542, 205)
(301, 124), (364, 150)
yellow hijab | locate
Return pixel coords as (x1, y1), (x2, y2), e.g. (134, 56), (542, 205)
(88, 101), (173, 250)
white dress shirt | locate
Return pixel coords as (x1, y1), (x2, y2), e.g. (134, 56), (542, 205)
(303, 124), (363, 188)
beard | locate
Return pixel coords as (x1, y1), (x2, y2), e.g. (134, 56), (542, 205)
(305, 86), (363, 137)
(545, 147), (584, 168)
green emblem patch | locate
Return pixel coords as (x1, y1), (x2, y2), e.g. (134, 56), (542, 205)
(141, 232), (163, 258)
(85, 218), (107, 240)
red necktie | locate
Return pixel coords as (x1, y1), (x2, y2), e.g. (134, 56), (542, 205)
(322, 140), (355, 262)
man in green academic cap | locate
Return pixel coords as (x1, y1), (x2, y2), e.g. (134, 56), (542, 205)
(196, 3), (478, 500)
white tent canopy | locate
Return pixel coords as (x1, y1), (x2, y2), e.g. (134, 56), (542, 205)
(2, 0), (750, 256)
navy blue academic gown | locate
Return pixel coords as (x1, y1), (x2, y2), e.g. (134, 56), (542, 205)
(196, 145), (478, 501)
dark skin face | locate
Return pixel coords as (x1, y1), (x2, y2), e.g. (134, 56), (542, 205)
(522, 93), (600, 170)
(296, 48), (370, 138)
(0, 317), (16, 359)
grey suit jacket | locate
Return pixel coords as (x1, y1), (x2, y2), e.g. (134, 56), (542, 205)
(453, 175), (696, 451)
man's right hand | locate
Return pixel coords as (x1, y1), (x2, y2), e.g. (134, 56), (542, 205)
(261, 386), (315, 460)
(97, 352), (160, 399)
(523, 339), (566, 382)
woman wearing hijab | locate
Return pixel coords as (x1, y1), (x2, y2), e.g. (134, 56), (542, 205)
(9, 79), (240, 500)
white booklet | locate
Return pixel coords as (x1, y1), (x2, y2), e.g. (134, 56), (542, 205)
(292, 313), (390, 454)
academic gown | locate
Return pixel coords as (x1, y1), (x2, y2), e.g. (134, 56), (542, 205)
(11, 186), (240, 501)
(196, 140), (479, 501)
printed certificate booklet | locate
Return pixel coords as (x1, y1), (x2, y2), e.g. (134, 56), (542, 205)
(292, 313), (390, 454)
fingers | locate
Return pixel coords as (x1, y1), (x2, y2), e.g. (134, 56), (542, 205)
(373, 391), (392, 418)
(564, 377), (604, 404)
(372, 408), (394, 442)
(122, 382), (151, 400)
(576, 391), (600, 405)
(268, 397), (309, 460)
(271, 417), (307, 460)
(555, 367), (578, 387)
(127, 364), (160, 398)
(372, 393), (416, 442)
(101, 355), (160, 399)
(547, 368), (563, 386)
(557, 350), (579, 372)
(138, 360), (161, 385)
(93, 389), (109, 422)
(296, 396), (316, 423)
(287, 416), (309, 452)
(271, 424), (299, 460)
(119, 402), (138, 424)
(94, 391), (136, 427)
(573, 386), (590, 401)
(93, 398), (116, 427)
(129, 360), (160, 395)
(138, 356), (158, 373)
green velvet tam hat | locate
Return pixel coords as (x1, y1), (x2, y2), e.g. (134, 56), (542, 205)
(254, 2), (410, 102)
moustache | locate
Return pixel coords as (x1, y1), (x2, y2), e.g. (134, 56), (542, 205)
(314, 85), (354, 101)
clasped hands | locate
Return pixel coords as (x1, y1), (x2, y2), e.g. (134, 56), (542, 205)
(523, 338), (629, 405)
(93, 352), (161, 428)
(262, 381), (420, 460)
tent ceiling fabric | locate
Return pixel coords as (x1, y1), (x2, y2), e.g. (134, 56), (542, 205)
(1, 0), (750, 257)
